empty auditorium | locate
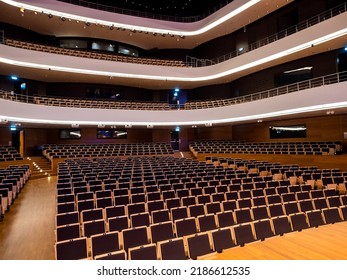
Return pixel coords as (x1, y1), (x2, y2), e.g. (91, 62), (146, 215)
(1, 0), (347, 263)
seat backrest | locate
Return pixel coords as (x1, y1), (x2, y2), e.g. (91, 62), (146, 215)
(253, 219), (274, 241)
(313, 198), (328, 210)
(197, 214), (217, 232)
(91, 231), (120, 258)
(147, 200), (165, 214)
(175, 217), (197, 237)
(283, 201), (300, 215)
(129, 244), (157, 260)
(81, 208), (103, 223)
(151, 209), (170, 224)
(205, 202), (222, 214)
(122, 226), (149, 252)
(216, 210), (235, 228)
(158, 238), (187, 260)
(83, 219), (105, 237)
(251, 205), (269, 220)
(289, 212), (309, 231)
(127, 202), (146, 216)
(171, 206), (188, 222)
(211, 228), (235, 253)
(55, 237), (88, 260)
(187, 233), (214, 259)
(130, 212), (150, 227)
(322, 207), (342, 224)
(108, 215), (129, 232)
(306, 210), (325, 227)
(55, 216), (81, 240)
(105, 205), (126, 220)
(150, 221), (175, 243)
(233, 223), (255, 246)
(188, 204), (205, 218)
(234, 208), (253, 224)
(271, 215), (292, 236)
(56, 211), (79, 227)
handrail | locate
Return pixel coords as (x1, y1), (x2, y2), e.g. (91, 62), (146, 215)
(1, 3), (345, 69)
(57, 0), (233, 23)
(1, 71), (346, 111)
(0, 36), (187, 68)
(186, 2), (347, 67)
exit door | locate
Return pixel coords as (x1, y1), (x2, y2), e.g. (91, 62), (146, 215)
(170, 130), (179, 151)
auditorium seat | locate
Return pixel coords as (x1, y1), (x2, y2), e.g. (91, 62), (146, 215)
(130, 212), (151, 227)
(234, 208), (253, 224)
(55, 237), (88, 260)
(150, 221), (175, 243)
(289, 213), (309, 231)
(188, 204), (205, 218)
(175, 217), (198, 237)
(298, 199), (314, 212)
(322, 207), (343, 224)
(122, 226), (150, 252)
(222, 200), (238, 211)
(90, 231), (120, 259)
(251, 205), (269, 220)
(210, 228), (235, 253)
(56, 223), (80, 242)
(253, 219), (275, 241)
(283, 201), (300, 215)
(197, 214), (217, 232)
(82, 219), (105, 237)
(158, 238), (187, 260)
(108, 215), (129, 232)
(306, 210), (325, 227)
(105, 205), (126, 220)
(129, 243), (158, 260)
(313, 198), (328, 210)
(233, 223), (255, 246)
(268, 203), (285, 218)
(152, 209), (170, 224)
(271, 216), (292, 236)
(56, 211), (79, 227)
(186, 233), (215, 259)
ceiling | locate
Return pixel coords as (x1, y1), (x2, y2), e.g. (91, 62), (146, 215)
(84, 0), (232, 17)
(0, 0), (293, 50)
(0, 0), (346, 89)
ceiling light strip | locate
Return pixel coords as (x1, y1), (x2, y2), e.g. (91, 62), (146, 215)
(1, 27), (347, 82)
(1, 101), (346, 126)
(1, 0), (261, 36)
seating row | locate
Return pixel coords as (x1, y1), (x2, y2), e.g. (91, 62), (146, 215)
(0, 165), (31, 220)
(43, 143), (174, 161)
(55, 205), (347, 260)
(5, 38), (187, 68)
(190, 140), (342, 156)
(56, 193), (347, 227)
(0, 146), (23, 161)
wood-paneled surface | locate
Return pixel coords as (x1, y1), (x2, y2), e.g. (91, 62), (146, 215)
(0, 175), (347, 260)
(203, 223), (347, 260)
(0, 177), (56, 260)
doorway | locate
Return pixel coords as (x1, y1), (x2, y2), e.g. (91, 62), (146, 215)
(170, 130), (180, 151)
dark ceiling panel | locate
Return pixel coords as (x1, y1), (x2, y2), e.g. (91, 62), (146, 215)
(85, 0), (232, 17)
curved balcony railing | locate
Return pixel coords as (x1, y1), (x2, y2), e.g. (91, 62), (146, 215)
(186, 2), (347, 67)
(57, 0), (233, 23)
(1, 71), (346, 111)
